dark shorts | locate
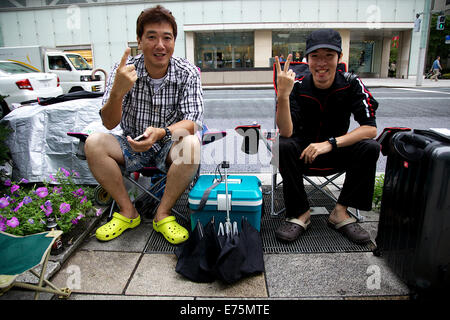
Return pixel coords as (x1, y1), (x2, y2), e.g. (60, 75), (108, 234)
(113, 135), (174, 174)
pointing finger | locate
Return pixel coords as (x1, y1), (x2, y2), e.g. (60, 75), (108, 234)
(119, 47), (131, 68)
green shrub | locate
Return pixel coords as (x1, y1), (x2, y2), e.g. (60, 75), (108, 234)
(0, 123), (11, 167)
(372, 174), (384, 211)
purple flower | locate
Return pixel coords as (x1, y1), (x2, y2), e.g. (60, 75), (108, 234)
(13, 201), (23, 212)
(20, 178), (28, 184)
(60, 168), (70, 177)
(4, 179), (11, 187)
(23, 196), (32, 204)
(36, 187), (49, 198)
(40, 204), (53, 216)
(28, 218), (35, 224)
(7, 217), (19, 228)
(59, 202), (71, 214)
(76, 213), (85, 220)
(72, 171), (79, 177)
(53, 186), (62, 194)
(0, 197), (9, 209)
(44, 200), (52, 207)
(96, 208), (103, 216)
(0, 221), (6, 231)
(71, 219), (78, 225)
(80, 196), (87, 204)
(49, 174), (56, 182)
(72, 188), (84, 197)
(11, 185), (20, 193)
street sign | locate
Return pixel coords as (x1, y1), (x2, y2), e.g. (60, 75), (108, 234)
(446, 35), (450, 44)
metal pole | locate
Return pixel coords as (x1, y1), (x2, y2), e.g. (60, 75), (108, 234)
(416, 0), (432, 86)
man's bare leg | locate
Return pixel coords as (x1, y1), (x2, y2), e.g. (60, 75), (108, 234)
(296, 210), (311, 223)
(328, 203), (350, 224)
(153, 134), (200, 222)
(84, 132), (138, 219)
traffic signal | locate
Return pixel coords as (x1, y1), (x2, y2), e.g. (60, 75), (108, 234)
(437, 15), (445, 30)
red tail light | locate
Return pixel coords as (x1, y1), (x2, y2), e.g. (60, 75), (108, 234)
(57, 76), (60, 87)
(16, 79), (33, 90)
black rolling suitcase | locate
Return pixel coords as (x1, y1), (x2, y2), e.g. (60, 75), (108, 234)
(374, 129), (450, 295)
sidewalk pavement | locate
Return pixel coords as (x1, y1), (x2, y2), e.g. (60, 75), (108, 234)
(1, 173), (414, 303)
(202, 77), (450, 90)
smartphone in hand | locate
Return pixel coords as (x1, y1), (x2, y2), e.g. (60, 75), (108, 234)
(134, 134), (145, 141)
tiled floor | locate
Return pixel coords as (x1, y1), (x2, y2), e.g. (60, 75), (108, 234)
(48, 214), (409, 300)
(2, 178), (412, 300)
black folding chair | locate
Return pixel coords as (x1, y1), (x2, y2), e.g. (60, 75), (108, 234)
(68, 127), (227, 222)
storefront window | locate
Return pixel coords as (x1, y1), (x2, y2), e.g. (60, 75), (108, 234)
(349, 41), (374, 74)
(272, 31), (310, 62)
(195, 32), (254, 70)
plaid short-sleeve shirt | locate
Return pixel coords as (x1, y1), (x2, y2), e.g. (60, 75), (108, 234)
(102, 54), (204, 152)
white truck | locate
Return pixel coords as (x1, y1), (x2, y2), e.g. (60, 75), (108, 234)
(0, 46), (104, 94)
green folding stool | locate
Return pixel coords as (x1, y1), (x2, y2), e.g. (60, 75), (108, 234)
(0, 230), (71, 300)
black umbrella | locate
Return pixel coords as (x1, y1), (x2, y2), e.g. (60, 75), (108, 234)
(175, 217), (265, 284)
(214, 217), (265, 284)
(174, 218), (219, 283)
(238, 218), (265, 277)
(197, 217), (222, 278)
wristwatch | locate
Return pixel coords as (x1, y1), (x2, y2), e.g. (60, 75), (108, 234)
(328, 137), (337, 151)
(162, 127), (172, 143)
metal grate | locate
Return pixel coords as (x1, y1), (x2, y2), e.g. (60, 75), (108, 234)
(144, 186), (375, 254)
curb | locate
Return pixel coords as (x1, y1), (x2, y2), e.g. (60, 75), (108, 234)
(202, 81), (450, 90)
(49, 214), (103, 265)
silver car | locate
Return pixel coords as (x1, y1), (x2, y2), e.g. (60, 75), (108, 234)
(0, 60), (63, 117)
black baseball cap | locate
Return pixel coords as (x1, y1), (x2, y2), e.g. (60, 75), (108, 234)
(305, 29), (342, 56)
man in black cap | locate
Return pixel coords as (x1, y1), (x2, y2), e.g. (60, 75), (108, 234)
(274, 29), (379, 244)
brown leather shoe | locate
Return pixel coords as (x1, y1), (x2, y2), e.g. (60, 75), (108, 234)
(327, 217), (370, 244)
(275, 218), (310, 242)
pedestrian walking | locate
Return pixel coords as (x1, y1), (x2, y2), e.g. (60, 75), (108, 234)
(430, 56), (442, 82)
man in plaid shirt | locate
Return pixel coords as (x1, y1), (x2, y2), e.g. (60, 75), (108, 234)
(84, 5), (203, 244)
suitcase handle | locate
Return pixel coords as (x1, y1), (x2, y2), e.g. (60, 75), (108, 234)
(394, 133), (428, 162)
(414, 129), (450, 144)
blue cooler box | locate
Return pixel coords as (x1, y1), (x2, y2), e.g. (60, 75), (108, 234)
(188, 175), (263, 231)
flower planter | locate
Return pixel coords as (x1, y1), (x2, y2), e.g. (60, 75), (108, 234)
(1, 168), (97, 237)
(49, 209), (104, 264)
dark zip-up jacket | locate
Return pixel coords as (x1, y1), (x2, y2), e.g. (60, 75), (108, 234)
(288, 69), (378, 143)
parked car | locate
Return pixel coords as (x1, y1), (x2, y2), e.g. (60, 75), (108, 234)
(0, 46), (104, 94)
(0, 60), (63, 117)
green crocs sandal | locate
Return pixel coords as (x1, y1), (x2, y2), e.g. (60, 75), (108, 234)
(153, 216), (189, 245)
(96, 212), (141, 241)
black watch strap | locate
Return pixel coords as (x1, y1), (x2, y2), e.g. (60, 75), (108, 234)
(162, 127), (172, 143)
(328, 137), (337, 151)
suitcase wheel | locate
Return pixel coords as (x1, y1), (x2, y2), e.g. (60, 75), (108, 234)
(372, 247), (382, 257)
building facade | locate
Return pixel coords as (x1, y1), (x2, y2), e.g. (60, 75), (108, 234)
(0, 0), (428, 85)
